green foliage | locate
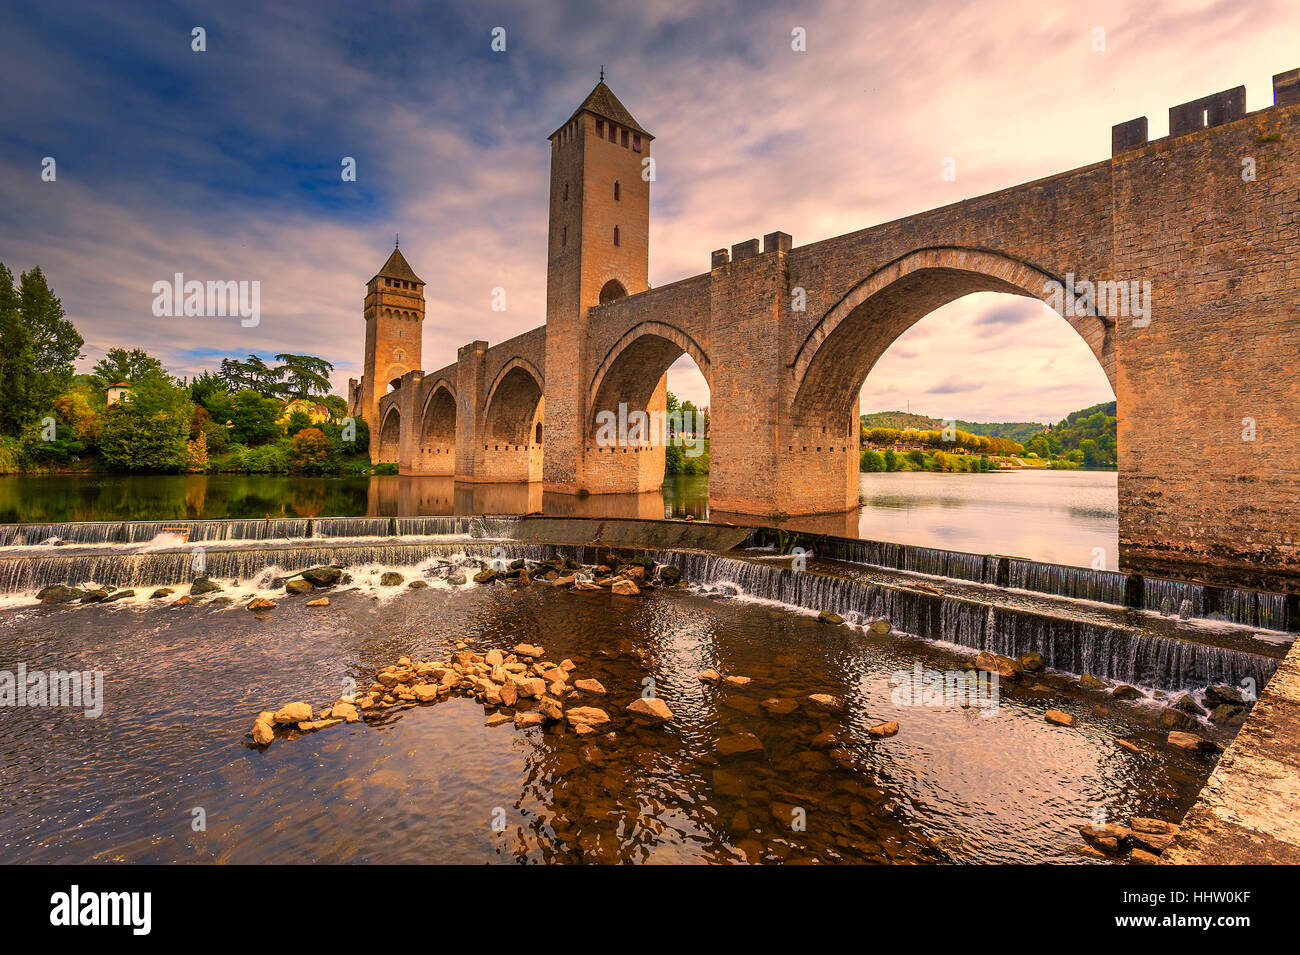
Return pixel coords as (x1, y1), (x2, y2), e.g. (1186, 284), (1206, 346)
(98, 372), (194, 471)
(0, 263), (85, 438)
(274, 353), (334, 399)
(860, 448), (885, 472)
(226, 390), (284, 446)
(90, 347), (164, 387)
(861, 410), (1043, 445)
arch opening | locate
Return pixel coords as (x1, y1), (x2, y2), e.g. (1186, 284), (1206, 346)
(788, 254), (1117, 560)
(586, 329), (711, 502)
(482, 362), (544, 482)
(599, 279), (628, 304)
(418, 384), (456, 474)
(377, 407), (401, 464)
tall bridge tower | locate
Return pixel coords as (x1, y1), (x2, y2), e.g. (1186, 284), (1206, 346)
(542, 77), (654, 493)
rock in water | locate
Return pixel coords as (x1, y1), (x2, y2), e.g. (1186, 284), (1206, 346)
(1045, 709), (1075, 726)
(627, 697), (674, 721)
(273, 701), (312, 724)
(868, 619), (892, 636)
(818, 610), (844, 624)
(300, 566), (342, 587)
(565, 706), (611, 731)
(1019, 651), (1045, 672)
(247, 597), (276, 611)
(189, 577), (222, 595)
(698, 669), (722, 684)
(251, 713), (275, 745)
(306, 597), (330, 607)
(574, 678), (607, 695)
(380, 572), (404, 586)
(716, 733), (764, 757)
(473, 569), (496, 584)
(867, 721), (899, 737)
(611, 579), (640, 596)
(285, 579), (314, 595)
(36, 585), (84, 604)
(975, 651), (1022, 680)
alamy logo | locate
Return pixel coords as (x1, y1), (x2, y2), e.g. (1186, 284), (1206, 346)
(891, 663), (1000, 716)
(152, 272), (260, 327)
(49, 885), (151, 935)
(1044, 272), (1151, 327)
(0, 665), (104, 717)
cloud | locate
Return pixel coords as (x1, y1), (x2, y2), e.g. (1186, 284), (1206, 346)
(1, 0), (1296, 420)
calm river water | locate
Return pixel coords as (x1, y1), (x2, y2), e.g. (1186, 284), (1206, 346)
(0, 469), (1115, 567)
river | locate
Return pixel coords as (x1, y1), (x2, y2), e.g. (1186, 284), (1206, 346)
(0, 470), (1116, 567)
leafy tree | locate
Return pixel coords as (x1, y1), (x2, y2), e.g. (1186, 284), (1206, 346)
(290, 427), (331, 473)
(90, 347), (164, 387)
(184, 431), (209, 472)
(860, 448), (885, 472)
(322, 394), (348, 421)
(187, 370), (229, 408)
(0, 264), (84, 438)
(274, 353), (334, 399)
(228, 390), (284, 446)
(286, 408), (313, 436)
(98, 371), (194, 471)
(219, 355), (279, 395)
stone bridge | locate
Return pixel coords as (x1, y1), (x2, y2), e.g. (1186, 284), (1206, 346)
(356, 71), (1300, 581)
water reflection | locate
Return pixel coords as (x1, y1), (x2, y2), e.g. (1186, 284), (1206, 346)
(0, 471), (1116, 567)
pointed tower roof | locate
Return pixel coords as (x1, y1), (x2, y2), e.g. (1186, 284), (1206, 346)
(372, 244), (423, 285)
(550, 79), (653, 141)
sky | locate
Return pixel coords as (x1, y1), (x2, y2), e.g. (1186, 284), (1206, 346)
(2, 0), (1297, 424)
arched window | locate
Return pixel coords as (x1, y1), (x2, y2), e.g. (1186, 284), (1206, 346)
(613, 226), (620, 246)
(614, 180), (620, 201)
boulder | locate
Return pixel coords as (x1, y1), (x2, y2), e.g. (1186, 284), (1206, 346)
(1078, 823), (1131, 853)
(1019, 651), (1045, 673)
(1111, 684), (1143, 700)
(412, 684), (439, 703)
(1128, 830), (1177, 854)
(723, 675), (751, 687)
(251, 713), (276, 745)
(513, 643), (544, 659)
(538, 697), (565, 722)
(247, 597), (276, 611)
(574, 678), (607, 695)
(1130, 817), (1179, 835)
(565, 706), (611, 731)
(807, 693), (839, 710)
(868, 619), (892, 636)
(447, 573), (467, 586)
(975, 651), (1022, 680)
(498, 681), (518, 707)
(611, 579), (641, 596)
(1045, 709), (1075, 727)
(817, 610), (844, 625)
(716, 733), (764, 757)
(1172, 693), (1207, 717)
(380, 572), (404, 586)
(332, 701), (360, 723)
(517, 677), (547, 699)
(1210, 703), (1247, 725)
(79, 589), (110, 603)
(627, 697), (674, 721)
(1167, 731), (1221, 754)
(273, 701), (313, 724)
(761, 697), (800, 715)
(1078, 673), (1108, 690)
(514, 712), (545, 728)
(408, 579), (429, 589)
(36, 584), (83, 605)
(867, 720), (899, 738)
(485, 713), (512, 727)
(300, 566), (342, 587)
(473, 568), (496, 584)
(1159, 707), (1200, 731)
(285, 579), (314, 595)
(189, 577), (222, 595)
(658, 566), (682, 586)
(150, 588), (175, 599)
(698, 669), (722, 685)
(103, 589), (135, 602)
(1205, 684), (1250, 706)
(306, 597), (330, 607)
(172, 595), (194, 606)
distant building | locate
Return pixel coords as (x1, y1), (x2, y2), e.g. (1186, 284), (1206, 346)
(106, 382), (131, 407)
(281, 398), (331, 425)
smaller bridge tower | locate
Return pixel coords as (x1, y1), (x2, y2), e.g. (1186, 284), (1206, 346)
(355, 242), (425, 461)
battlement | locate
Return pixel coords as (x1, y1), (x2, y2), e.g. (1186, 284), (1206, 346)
(711, 231), (792, 269)
(1113, 68), (1297, 155)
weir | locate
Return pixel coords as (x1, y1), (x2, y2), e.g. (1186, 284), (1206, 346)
(1, 515), (1290, 694)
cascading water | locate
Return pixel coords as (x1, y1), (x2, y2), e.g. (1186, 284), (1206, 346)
(653, 551), (1279, 692)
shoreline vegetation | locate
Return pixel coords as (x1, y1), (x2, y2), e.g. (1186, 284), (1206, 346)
(859, 401), (1118, 473)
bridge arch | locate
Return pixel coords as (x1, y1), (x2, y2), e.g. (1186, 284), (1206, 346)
(377, 406), (401, 463)
(588, 321), (712, 430)
(790, 247), (1114, 424)
(482, 357), (544, 482)
(418, 379), (456, 473)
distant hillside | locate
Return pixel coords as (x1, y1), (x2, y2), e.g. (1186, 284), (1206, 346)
(860, 411), (1045, 444)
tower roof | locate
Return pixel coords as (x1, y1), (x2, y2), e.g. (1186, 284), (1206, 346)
(549, 80), (653, 141)
(372, 245), (423, 285)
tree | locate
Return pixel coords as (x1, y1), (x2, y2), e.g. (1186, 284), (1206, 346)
(98, 371), (194, 471)
(860, 448), (886, 472)
(91, 348), (165, 387)
(187, 370), (229, 408)
(219, 355), (279, 395)
(290, 427), (331, 473)
(184, 431), (209, 472)
(228, 389), (283, 445)
(0, 263), (84, 438)
(321, 394), (348, 421)
(274, 353), (334, 399)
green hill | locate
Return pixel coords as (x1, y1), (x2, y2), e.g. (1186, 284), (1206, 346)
(860, 411), (1045, 444)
